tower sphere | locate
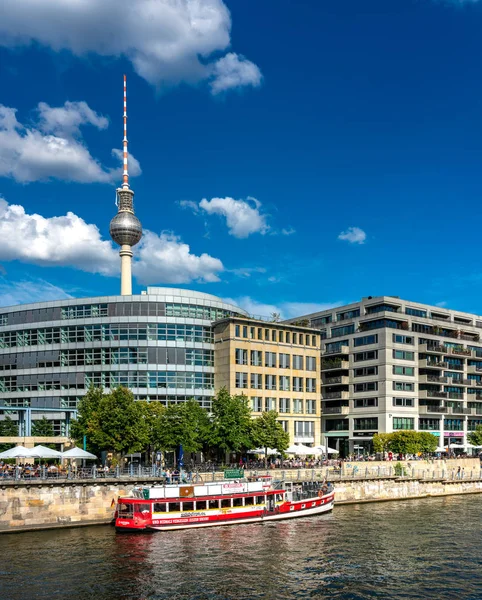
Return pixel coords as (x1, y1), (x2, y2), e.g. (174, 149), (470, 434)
(109, 211), (142, 247)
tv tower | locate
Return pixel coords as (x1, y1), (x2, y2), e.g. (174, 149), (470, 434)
(109, 75), (142, 295)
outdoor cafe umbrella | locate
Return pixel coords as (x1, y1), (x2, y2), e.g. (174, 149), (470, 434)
(0, 445), (33, 459)
(286, 443), (314, 455)
(313, 445), (338, 455)
(62, 448), (97, 460)
(449, 443), (464, 450)
(28, 445), (62, 458)
(250, 447), (278, 456)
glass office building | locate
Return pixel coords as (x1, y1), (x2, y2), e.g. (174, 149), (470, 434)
(0, 287), (246, 436)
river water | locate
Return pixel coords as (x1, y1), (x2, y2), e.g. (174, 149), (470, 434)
(1, 496), (482, 600)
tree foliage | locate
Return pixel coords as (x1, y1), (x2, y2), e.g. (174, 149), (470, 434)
(31, 416), (54, 437)
(209, 388), (254, 454)
(151, 400), (210, 453)
(373, 431), (438, 455)
(468, 425), (482, 447)
(252, 411), (289, 456)
(0, 416), (18, 451)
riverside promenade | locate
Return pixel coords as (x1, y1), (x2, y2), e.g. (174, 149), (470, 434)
(0, 458), (480, 533)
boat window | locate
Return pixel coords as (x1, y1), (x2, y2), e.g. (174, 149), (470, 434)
(221, 499), (231, 508)
(196, 501), (207, 510)
(276, 494), (284, 502)
(118, 503), (133, 516)
(256, 496), (265, 505)
(233, 497), (243, 507)
(182, 502), (194, 512)
(169, 502), (181, 512)
(153, 502), (167, 513)
(208, 499), (219, 509)
(244, 496), (254, 506)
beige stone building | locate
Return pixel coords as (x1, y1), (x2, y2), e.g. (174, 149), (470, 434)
(213, 317), (322, 446)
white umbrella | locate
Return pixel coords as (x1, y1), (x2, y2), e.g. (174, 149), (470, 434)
(290, 443), (314, 455)
(0, 445), (33, 459)
(314, 445), (338, 455)
(434, 447), (447, 453)
(463, 443), (476, 449)
(449, 443), (464, 449)
(62, 447), (97, 459)
(29, 445), (62, 458)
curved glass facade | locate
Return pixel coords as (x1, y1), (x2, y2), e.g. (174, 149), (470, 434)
(0, 287), (246, 436)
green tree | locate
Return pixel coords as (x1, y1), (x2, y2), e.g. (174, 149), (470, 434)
(70, 387), (104, 454)
(0, 416), (18, 451)
(418, 431), (438, 454)
(209, 388), (254, 455)
(468, 425), (482, 447)
(251, 411), (289, 465)
(372, 433), (392, 453)
(31, 416), (54, 437)
(151, 400), (210, 454)
(87, 387), (150, 456)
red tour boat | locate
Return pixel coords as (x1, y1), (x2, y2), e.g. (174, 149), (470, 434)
(115, 477), (334, 532)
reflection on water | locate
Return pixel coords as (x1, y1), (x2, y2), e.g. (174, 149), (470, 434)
(1, 496), (482, 599)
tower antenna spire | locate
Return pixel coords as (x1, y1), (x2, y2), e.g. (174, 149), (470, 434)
(122, 74), (129, 189)
(109, 74), (142, 295)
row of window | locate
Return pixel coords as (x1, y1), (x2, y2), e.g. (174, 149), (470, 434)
(234, 325), (318, 347)
(351, 397), (415, 408)
(250, 397), (317, 414)
(0, 323), (214, 348)
(0, 371), (215, 393)
(234, 349), (316, 371)
(324, 417), (480, 433)
(235, 373), (317, 392)
(0, 347), (214, 370)
(149, 494), (283, 513)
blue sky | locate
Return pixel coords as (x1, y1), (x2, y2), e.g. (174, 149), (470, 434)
(1, 0), (482, 317)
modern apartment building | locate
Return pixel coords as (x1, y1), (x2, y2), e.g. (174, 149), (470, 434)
(213, 317), (322, 446)
(289, 296), (482, 456)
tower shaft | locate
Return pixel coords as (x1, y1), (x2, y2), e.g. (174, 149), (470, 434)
(120, 245), (133, 295)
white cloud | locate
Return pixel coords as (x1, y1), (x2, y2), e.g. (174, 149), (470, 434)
(0, 0), (262, 93)
(0, 102), (141, 184)
(0, 197), (224, 285)
(281, 227), (296, 236)
(179, 199), (200, 214)
(198, 196), (269, 238)
(224, 296), (345, 319)
(210, 53), (262, 94)
(338, 226), (367, 245)
(134, 231), (224, 284)
(0, 278), (72, 308)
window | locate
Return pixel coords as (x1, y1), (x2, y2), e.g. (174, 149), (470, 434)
(354, 382), (378, 392)
(353, 418), (378, 431)
(265, 329), (270, 340)
(244, 496), (254, 506)
(251, 373), (262, 389)
(293, 376), (303, 392)
(331, 324), (355, 338)
(393, 366), (414, 376)
(294, 421), (314, 437)
(293, 355), (303, 370)
(393, 417), (414, 430)
(265, 374), (276, 390)
(312, 315), (332, 325)
(208, 499), (218, 509)
(306, 400), (316, 414)
(445, 419), (463, 431)
(353, 397), (378, 408)
(299, 334), (304, 345)
(279, 375), (290, 391)
(279, 353), (290, 369)
(393, 350), (414, 361)
(235, 348), (247, 365)
(256, 496), (265, 505)
(221, 499), (231, 509)
(153, 503), (167, 513)
(405, 308), (426, 318)
(325, 419), (348, 432)
(337, 309), (360, 321)
(233, 498), (243, 507)
(354, 350), (378, 362)
(182, 502), (194, 512)
(286, 332), (291, 344)
(393, 334), (414, 345)
(306, 378), (316, 393)
(354, 335), (378, 347)
(293, 399), (303, 414)
(250, 350), (262, 366)
(354, 366), (378, 377)
(249, 327), (255, 339)
(393, 381), (414, 391)
(265, 352), (276, 368)
(278, 420), (289, 432)
(279, 331), (284, 343)
(272, 330), (277, 342)
(306, 335), (311, 346)
(242, 326), (248, 338)
(235, 372), (248, 388)
(265, 397), (276, 411)
(419, 418), (440, 431)
(392, 397), (414, 407)
(196, 501), (207, 510)
(306, 356), (316, 371)
(235, 325), (240, 337)
(257, 328), (263, 340)
(293, 333), (297, 344)
(251, 397), (262, 412)
(365, 304), (400, 314)
(279, 398), (290, 413)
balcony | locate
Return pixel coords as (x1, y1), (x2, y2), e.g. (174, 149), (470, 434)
(419, 375), (448, 384)
(447, 392), (464, 400)
(448, 364), (464, 371)
(450, 347), (472, 357)
(323, 390), (350, 400)
(419, 405), (449, 414)
(467, 365), (482, 374)
(322, 406), (349, 415)
(321, 360), (349, 371)
(323, 375), (350, 386)
(419, 360), (448, 369)
(449, 406), (472, 415)
(419, 343), (446, 354)
(419, 390), (448, 399)
(324, 345), (350, 356)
